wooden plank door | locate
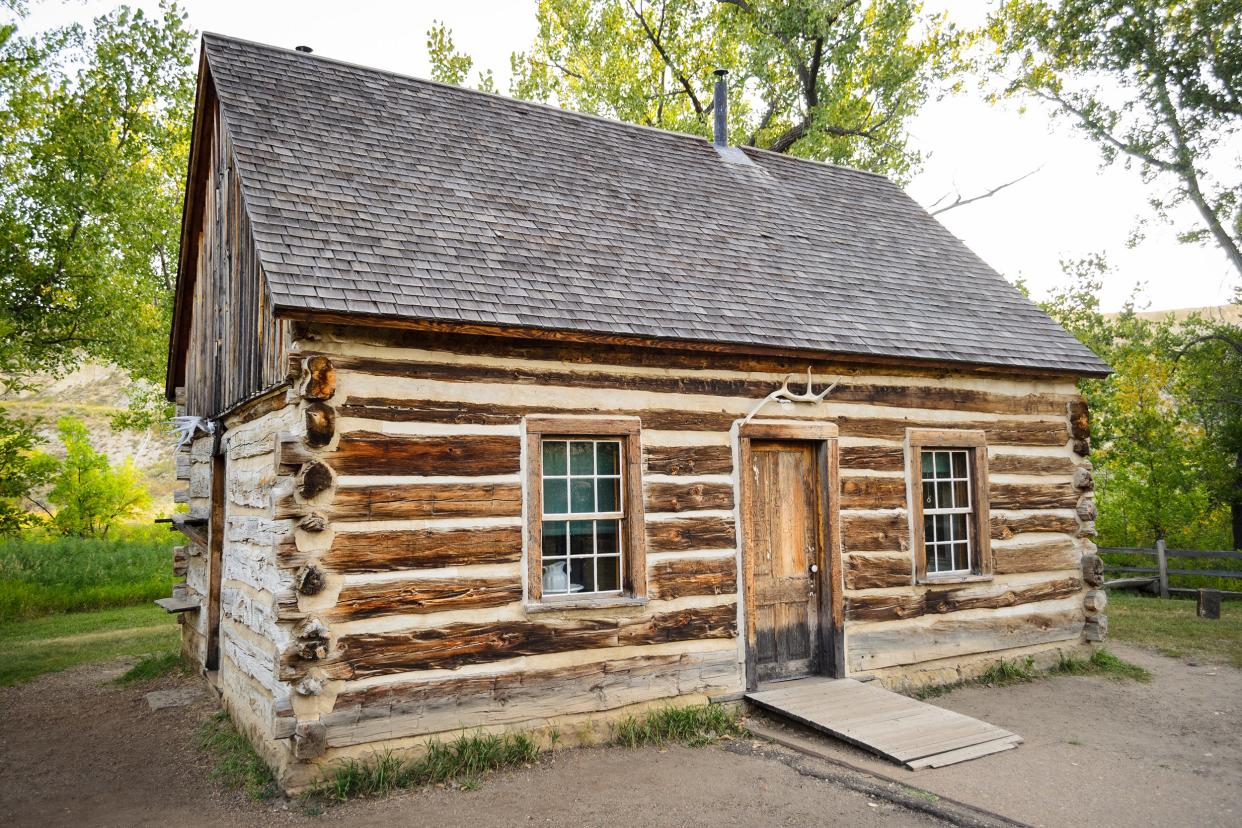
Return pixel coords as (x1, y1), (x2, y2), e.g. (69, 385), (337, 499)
(748, 441), (822, 684)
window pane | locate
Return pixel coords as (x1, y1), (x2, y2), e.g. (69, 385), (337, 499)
(922, 480), (936, 509)
(596, 555), (621, 591)
(570, 479), (595, 513)
(597, 519), (619, 555)
(950, 513), (969, 542)
(923, 514), (935, 543)
(542, 520), (567, 557)
(953, 542), (970, 571)
(933, 513), (951, 542)
(542, 559), (568, 593)
(570, 557), (595, 593)
(921, 450), (933, 476)
(570, 441), (594, 475)
(952, 451), (968, 478)
(954, 479), (970, 507)
(936, 481), (954, 509)
(543, 478), (568, 514)
(931, 544), (951, 573)
(934, 451), (951, 477)
(543, 441), (567, 475)
(596, 441), (620, 475)
(597, 477), (619, 512)
(569, 520), (594, 555)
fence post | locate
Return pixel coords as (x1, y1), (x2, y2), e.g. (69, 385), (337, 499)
(1156, 538), (1169, 599)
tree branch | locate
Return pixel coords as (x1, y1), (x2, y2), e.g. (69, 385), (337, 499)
(627, 0), (704, 115)
(930, 166), (1043, 216)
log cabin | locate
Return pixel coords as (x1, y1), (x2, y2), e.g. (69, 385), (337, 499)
(164, 34), (1111, 788)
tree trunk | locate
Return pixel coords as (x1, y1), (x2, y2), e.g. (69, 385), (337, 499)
(1233, 448), (1242, 551)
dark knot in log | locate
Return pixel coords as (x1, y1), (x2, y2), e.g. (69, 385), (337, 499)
(304, 402), (336, 449)
(297, 461), (333, 500)
(303, 356), (336, 401)
(295, 564), (327, 596)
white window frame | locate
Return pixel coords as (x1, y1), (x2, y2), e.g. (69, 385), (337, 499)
(921, 448), (974, 576)
(539, 438), (625, 598)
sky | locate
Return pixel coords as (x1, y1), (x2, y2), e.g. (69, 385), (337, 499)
(23, 0), (1240, 313)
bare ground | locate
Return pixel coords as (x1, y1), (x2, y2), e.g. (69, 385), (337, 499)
(1, 643), (1238, 828)
(0, 660), (937, 828)
(755, 643), (1242, 828)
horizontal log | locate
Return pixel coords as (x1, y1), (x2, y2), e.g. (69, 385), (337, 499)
(836, 417), (1068, 447)
(839, 445), (905, 472)
(989, 483), (1078, 511)
(845, 576), (1084, 622)
(328, 354), (1071, 415)
(649, 556), (738, 599)
(276, 482), (522, 522)
(322, 526), (523, 573)
(988, 454), (1076, 476)
(283, 603), (737, 679)
(993, 539), (1080, 575)
(990, 514), (1079, 540)
(339, 397), (736, 432)
(841, 476), (907, 510)
(322, 650), (740, 748)
(646, 516), (737, 553)
(847, 605), (1084, 671)
(842, 513), (907, 553)
(322, 432), (520, 476)
(327, 577), (522, 621)
(644, 481), (735, 513)
(645, 445), (733, 476)
(845, 553), (912, 589)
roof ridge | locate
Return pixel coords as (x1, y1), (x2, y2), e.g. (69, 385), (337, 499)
(200, 31), (890, 184)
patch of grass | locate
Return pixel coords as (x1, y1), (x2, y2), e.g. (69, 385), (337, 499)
(196, 711), (280, 801)
(1052, 648), (1151, 682)
(1107, 591), (1242, 668)
(902, 786), (940, 803)
(114, 648), (190, 684)
(0, 523), (177, 622)
(911, 649), (1148, 700)
(0, 603), (179, 686)
(314, 731), (541, 802)
(610, 704), (747, 748)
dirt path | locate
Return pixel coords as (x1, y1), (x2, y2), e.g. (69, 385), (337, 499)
(0, 661), (938, 828)
(757, 643), (1242, 828)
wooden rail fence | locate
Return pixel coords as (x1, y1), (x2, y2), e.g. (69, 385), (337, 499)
(1100, 540), (1242, 601)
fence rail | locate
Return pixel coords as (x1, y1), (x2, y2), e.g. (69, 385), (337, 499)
(1099, 540), (1242, 601)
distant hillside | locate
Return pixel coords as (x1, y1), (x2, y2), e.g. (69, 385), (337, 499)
(1107, 303), (1241, 325)
(1, 363), (175, 512)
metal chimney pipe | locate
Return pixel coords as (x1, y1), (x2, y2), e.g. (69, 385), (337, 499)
(712, 69), (728, 147)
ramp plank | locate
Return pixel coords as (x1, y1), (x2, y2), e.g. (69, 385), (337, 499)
(746, 677), (1020, 769)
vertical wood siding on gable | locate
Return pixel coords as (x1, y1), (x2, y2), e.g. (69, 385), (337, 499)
(183, 99), (286, 418)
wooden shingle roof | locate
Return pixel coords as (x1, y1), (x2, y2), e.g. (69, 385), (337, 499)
(198, 33), (1109, 376)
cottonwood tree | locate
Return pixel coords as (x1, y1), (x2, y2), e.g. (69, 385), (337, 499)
(988, 0), (1242, 281)
(0, 2), (193, 524)
(433, 0), (965, 183)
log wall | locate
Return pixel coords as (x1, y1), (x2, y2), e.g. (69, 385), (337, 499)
(182, 321), (1099, 776)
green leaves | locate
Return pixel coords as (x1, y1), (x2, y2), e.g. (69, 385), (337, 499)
(33, 417), (150, 538)
(492, 0), (965, 181)
(988, 0), (1242, 280)
(0, 2), (194, 385)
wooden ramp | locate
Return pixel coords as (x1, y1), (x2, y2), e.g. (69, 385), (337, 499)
(746, 677), (1021, 769)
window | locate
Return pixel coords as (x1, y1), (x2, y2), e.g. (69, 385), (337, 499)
(525, 416), (646, 604)
(540, 439), (623, 596)
(907, 430), (992, 582)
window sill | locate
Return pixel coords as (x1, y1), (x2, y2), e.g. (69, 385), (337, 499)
(920, 573), (994, 587)
(525, 596), (649, 614)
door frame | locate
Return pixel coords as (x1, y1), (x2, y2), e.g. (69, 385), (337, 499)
(738, 420), (844, 690)
(205, 445), (226, 673)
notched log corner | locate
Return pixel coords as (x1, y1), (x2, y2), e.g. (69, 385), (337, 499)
(297, 461), (334, 500)
(1076, 497), (1097, 523)
(295, 564), (327, 596)
(292, 617), (331, 661)
(1083, 589), (1107, 614)
(304, 402), (336, 449)
(302, 356), (336, 401)
(1084, 614), (1108, 642)
(293, 720), (327, 760)
(1081, 553), (1104, 587)
(299, 512), (329, 532)
(1072, 466), (1094, 491)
